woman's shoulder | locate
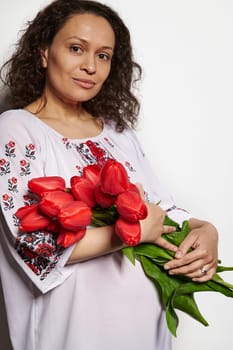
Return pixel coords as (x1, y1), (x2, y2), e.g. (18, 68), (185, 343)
(0, 108), (33, 125)
(0, 109), (46, 144)
(105, 123), (142, 151)
(0, 109), (46, 134)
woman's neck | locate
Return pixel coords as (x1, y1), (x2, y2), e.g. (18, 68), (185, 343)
(24, 97), (103, 140)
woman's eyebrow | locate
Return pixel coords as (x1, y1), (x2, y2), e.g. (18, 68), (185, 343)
(65, 35), (114, 50)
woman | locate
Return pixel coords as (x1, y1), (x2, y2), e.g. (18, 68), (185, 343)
(0, 1), (218, 349)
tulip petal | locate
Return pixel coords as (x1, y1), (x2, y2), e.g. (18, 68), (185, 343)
(39, 190), (74, 217)
(15, 203), (39, 219)
(19, 207), (51, 232)
(83, 164), (101, 186)
(116, 190), (148, 222)
(100, 159), (129, 195)
(71, 177), (96, 208)
(58, 201), (92, 231)
(57, 228), (86, 248)
(94, 185), (116, 208)
(115, 217), (141, 246)
(28, 176), (66, 196)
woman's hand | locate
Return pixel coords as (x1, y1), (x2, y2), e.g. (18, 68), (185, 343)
(164, 218), (219, 282)
(140, 202), (178, 252)
(136, 183), (178, 252)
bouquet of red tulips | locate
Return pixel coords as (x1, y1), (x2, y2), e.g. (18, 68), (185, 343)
(16, 159), (148, 248)
(15, 159), (233, 336)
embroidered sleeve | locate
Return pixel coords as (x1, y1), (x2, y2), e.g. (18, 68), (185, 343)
(0, 112), (73, 293)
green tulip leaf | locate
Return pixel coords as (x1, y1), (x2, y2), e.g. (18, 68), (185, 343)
(134, 243), (174, 261)
(139, 256), (182, 305)
(211, 272), (233, 289)
(172, 293), (208, 327)
(216, 265), (233, 273)
(166, 298), (179, 337)
(163, 220), (190, 247)
(122, 246), (135, 265)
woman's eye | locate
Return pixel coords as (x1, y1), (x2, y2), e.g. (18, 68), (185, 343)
(98, 53), (110, 61)
(70, 46), (83, 53)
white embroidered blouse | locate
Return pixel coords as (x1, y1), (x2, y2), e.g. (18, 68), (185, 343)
(0, 109), (190, 350)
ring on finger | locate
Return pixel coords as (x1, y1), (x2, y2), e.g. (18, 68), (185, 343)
(200, 266), (207, 274)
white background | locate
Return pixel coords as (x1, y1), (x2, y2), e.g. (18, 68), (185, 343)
(0, 1), (233, 349)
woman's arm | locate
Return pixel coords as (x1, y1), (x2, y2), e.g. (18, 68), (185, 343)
(68, 225), (124, 263)
(164, 218), (219, 281)
(68, 202), (177, 263)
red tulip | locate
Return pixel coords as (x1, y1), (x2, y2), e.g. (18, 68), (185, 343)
(15, 203), (39, 219)
(83, 164), (101, 186)
(39, 190), (74, 217)
(46, 221), (61, 233)
(57, 228), (86, 248)
(100, 159), (129, 195)
(115, 217), (141, 246)
(116, 190), (148, 222)
(70, 175), (80, 187)
(128, 183), (140, 193)
(70, 176), (96, 208)
(28, 176), (66, 196)
(57, 201), (92, 231)
(19, 205), (51, 232)
(94, 185), (117, 208)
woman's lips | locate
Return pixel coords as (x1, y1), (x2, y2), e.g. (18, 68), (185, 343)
(72, 78), (96, 89)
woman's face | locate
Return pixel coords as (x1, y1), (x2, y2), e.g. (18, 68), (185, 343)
(42, 13), (115, 105)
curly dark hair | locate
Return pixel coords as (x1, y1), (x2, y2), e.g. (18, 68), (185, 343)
(0, 0), (142, 131)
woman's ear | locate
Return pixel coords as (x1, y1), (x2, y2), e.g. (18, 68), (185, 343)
(40, 48), (48, 68)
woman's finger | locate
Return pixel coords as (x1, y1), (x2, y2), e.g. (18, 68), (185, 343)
(155, 236), (177, 253)
(191, 261), (217, 281)
(162, 225), (176, 234)
(174, 230), (198, 258)
(164, 248), (207, 271)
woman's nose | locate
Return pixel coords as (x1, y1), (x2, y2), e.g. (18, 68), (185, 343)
(80, 53), (96, 74)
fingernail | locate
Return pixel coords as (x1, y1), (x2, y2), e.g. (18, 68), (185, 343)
(164, 264), (170, 270)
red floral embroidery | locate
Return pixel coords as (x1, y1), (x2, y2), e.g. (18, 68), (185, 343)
(23, 195), (35, 206)
(20, 159), (31, 176)
(20, 160), (27, 166)
(0, 158), (10, 175)
(8, 177), (19, 193)
(75, 165), (82, 175)
(2, 193), (14, 210)
(15, 231), (63, 280)
(86, 140), (106, 164)
(104, 137), (114, 148)
(2, 194), (9, 201)
(62, 137), (72, 150)
(26, 262), (39, 275)
(35, 243), (54, 257)
(5, 140), (16, 158)
(74, 140), (112, 166)
(124, 161), (135, 172)
(25, 143), (36, 160)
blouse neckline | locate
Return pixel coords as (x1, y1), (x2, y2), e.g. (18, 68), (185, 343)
(21, 109), (107, 143)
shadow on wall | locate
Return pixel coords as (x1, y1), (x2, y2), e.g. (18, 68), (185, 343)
(0, 279), (13, 350)
(0, 92), (11, 114)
